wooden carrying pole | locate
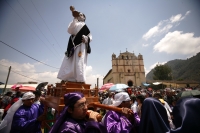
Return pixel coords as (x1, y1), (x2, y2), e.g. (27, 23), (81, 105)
(89, 102), (122, 113)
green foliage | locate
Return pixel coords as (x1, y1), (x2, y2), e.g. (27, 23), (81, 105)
(146, 52), (200, 82)
(153, 64), (172, 80)
(148, 84), (167, 90)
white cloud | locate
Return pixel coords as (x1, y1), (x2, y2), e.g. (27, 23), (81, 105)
(185, 11), (191, 16)
(145, 61), (167, 75)
(144, 67), (149, 76)
(153, 31), (200, 55)
(0, 59), (101, 88)
(142, 26), (159, 40)
(0, 59), (59, 84)
(150, 62), (167, 70)
(142, 11), (190, 41)
(170, 14), (183, 23)
(86, 73), (104, 89)
(86, 66), (93, 76)
(142, 44), (149, 47)
(160, 24), (173, 33)
(0, 59), (35, 72)
(86, 66), (104, 88)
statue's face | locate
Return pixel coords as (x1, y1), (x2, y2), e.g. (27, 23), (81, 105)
(78, 13), (85, 22)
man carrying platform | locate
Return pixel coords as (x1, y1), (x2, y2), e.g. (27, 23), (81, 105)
(49, 92), (106, 133)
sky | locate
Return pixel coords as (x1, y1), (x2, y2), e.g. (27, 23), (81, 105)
(0, 0), (200, 88)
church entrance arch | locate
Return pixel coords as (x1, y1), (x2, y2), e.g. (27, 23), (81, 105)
(127, 80), (133, 87)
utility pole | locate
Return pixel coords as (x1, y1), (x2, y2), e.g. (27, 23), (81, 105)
(97, 78), (99, 89)
(3, 66), (11, 93)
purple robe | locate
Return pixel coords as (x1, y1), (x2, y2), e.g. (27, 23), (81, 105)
(10, 103), (44, 133)
(103, 110), (134, 133)
(49, 92), (107, 133)
(57, 116), (106, 133)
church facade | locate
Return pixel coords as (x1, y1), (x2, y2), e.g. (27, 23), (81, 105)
(103, 51), (146, 87)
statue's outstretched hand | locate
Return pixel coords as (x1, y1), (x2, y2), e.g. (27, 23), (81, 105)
(82, 35), (88, 44)
(70, 6), (79, 18)
(70, 6), (75, 11)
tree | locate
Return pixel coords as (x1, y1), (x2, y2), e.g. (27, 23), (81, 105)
(153, 64), (172, 80)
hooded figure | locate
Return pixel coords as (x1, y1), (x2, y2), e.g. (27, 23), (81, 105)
(139, 97), (170, 133)
(171, 97), (200, 133)
(49, 92), (106, 133)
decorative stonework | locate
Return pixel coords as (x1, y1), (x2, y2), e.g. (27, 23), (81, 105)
(104, 51), (146, 87)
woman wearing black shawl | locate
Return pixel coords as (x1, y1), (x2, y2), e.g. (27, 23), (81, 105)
(139, 97), (200, 133)
(171, 97), (200, 133)
(139, 97), (170, 133)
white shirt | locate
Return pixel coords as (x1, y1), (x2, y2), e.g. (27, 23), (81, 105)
(102, 97), (113, 105)
(164, 101), (172, 113)
(131, 101), (137, 113)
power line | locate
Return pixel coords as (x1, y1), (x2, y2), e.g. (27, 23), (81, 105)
(0, 63), (8, 68)
(11, 70), (44, 82)
(0, 63), (57, 73)
(31, 0), (64, 53)
(0, 63), (56, 83)
(17, 0), (62, 58)
(14, 70), (57, 73)
(0, 64), (43, 83)
(5, 0), (60, 59)
(0, 40), (59, 69)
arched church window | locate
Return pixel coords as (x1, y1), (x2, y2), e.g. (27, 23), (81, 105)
(128, 69), (130, 73)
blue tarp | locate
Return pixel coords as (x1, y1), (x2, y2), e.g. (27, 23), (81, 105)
(143, 83), (150, 86)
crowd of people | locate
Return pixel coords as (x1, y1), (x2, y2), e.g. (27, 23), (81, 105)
(1, 3), (199, 133)
(97, 86), (200, 133)
(0, 85), (199, 133)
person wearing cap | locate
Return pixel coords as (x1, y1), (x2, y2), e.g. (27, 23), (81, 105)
(102, 92), (137, 133)
(0, 92), (45, 133)
(49, 92), (106, 133)
(10, 91), (45, 133)
(57, 6), (92, 83)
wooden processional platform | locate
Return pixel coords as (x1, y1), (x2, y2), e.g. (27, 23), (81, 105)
(41, 81), (99, 130)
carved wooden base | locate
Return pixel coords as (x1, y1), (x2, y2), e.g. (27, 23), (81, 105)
(42, 82), (100, 130)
